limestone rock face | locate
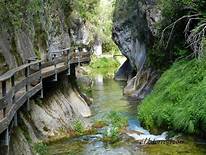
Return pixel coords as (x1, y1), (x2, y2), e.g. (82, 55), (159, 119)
(30, 77), (91, 137)
(10, 128), (33, 155)
(112, 0), (161, 98)
(10, 75), (91, 154)
(0, 1), (93, 71)
(16, 30), (36, 63)
(0, 32), (17, 70)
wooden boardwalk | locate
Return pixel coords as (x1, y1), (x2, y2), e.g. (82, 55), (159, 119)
(0, 49), (91, 148)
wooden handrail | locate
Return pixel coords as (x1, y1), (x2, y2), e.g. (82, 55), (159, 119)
(0, 60), (42, 82)
(0, 50), (91, 135)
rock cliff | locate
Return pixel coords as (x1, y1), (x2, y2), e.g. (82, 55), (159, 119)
(0, 1), (92, 74)
(112, 0), (161, 98)
(0, 1), (94, 154)
(9, 74), (91, 155)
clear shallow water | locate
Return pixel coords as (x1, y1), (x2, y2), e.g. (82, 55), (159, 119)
(47, 75), (206, 155)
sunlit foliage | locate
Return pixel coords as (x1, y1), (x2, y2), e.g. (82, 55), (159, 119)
(138, 58), (206, 135)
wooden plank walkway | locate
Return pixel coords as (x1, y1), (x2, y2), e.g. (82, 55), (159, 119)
(0, 49), (91, 141)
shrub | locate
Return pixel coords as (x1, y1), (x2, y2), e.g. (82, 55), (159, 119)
(102, 126), (120, 143)
(107, 111), (128, 129)
(73, 120), (85, 136)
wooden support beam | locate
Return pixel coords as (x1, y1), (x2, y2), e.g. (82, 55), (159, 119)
(26, 98), (30, 111)
(77, 48), (80, 67)
(52, 55), (58, 82)
(25, 66), (30, 92)
(2, 81), (6, 96)
(4, 128), (9, 146)
(40, 88), (44, 99)
(0, 128), (9, 155)
(2, 81), (6, 117)
(25, 66), (31, 111)
(67, 49), (71, 76)
(39, 62), (43, 99)
(11, 75), (15, 104)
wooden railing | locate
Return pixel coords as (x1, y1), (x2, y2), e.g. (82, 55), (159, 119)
(0, 49), (91, 135)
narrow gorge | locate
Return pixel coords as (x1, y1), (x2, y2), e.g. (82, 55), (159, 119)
(0, 0), (206, 155)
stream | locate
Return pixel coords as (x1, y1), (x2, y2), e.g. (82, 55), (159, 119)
(47, 74), (206, 155)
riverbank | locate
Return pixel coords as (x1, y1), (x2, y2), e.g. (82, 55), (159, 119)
(45, 76), (206, 155)
(138, 59), (206, 137)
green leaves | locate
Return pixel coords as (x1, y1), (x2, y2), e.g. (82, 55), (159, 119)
(73, 0), (99, 23)
(33, 142), (48, 155)
(138, 59), (206, 135)
(0, 0), (42, 30)
(107, 111), (128, 129)
(73, 120), (85, 136)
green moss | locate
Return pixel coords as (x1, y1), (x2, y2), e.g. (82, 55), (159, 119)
(33, 142), (48, 155)
(34, 49), (41, 60)
(20, 121), (33, 144)
(92, 120), (107, 129)
(35, 98), (43, 106)
(138, 58), (206, 135)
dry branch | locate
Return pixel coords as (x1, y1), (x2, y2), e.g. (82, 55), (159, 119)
(160, 13), (206, 58)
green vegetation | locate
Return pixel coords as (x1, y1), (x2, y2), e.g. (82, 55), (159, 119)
(137, 0), (206, 137)
(97, 0), (119, 54)
(73, 0), (99, 24)
(138, 59), (206, 135)
(33, 142), (48, 155)
(106, 111), (128, 129)
(148, 0), (206, 70)
(88, 56), (120, 77)
(102, 126), (120, 143)
(102, 111), (128, 143)
(92, 120), (107, 129)
(73, 120), (85, 136)
(0, 0), (41, 30)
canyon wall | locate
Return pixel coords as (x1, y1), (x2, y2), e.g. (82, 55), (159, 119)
(0, 1), (92, 74)
(9, 74), (91, 155)
(112, 0), (161, 98)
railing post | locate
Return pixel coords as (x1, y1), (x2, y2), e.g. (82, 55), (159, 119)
(5, 128), (9, 147)
(25, 66), (30, 111)
(11, 75), (15, 104)
(0, 128), (9, 155)
(52, 54), (57, 81)
(67, 49), (71, 76)
(39, 62), (43, 99)
(2, 80), (6, 117)
(77, 47), (80, 67)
